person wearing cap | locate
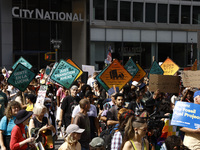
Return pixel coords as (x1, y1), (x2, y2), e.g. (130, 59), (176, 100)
(10, 109), (35, 150)
(59, 85), (80, 128)
(180, 90), (200, 150)
(58, 124), (85, 150)
(90, 137), (105, 150)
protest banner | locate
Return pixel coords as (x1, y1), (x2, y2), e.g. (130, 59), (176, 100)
(82, 65), (95, 77)
(182, 70), (200, 88)
(132, 64), (146, 82)
(100, 59), (132, 91)
(124, 58), (139, 79)
(161, 58), (179, 75)
(8, 63), (35, 91)
(35, 85), (48, 104)
(12, 57), (32, 70)
(67, 59), (83, 81)
(171, 101), (200, 129)
(50, 59), (80, 89)
(149, 74), (180, 93)
(148, 61), (164, 78)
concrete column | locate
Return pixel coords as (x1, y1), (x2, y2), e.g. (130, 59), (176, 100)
(0, 0), (13, 69)
(151, 43), (158, 62)
(72, 0), (87, 67)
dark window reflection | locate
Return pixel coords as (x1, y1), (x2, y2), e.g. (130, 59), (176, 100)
(133, 2), (143, 22)
(93, 0), (104, 20)
(145, 3), (155, 22)
(158, 4), (167, 23)
(193, 6), (200, 24)
(173, 43), (186, 67)
(107, 0), (118, 21)
(120, 1), (130, 21)
(158, 43), (171, 62)
(170, 5), (179, 23)
(181, 5), (190, 24)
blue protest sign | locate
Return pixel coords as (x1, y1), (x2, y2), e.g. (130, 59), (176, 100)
(50, 59), (80, 89)
(12, 57), (32, 70)
(148, 61), (164, 78)
(124, 58), (139, 78)
(171, 101), (200, 129)
(8, 63), (35, 91)
(96, 65), (109, 91)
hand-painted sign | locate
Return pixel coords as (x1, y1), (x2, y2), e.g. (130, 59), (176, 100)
(182, 70), (200, 88)
(132, 64), (146, 82)
(8, 64), (35, 91)
(50, 59), (80, 89)
(67, 59), (83, 81)
(96, 65), (110, 91)
(161, 58), (179, 75)
(148, 61), (164, 78)
(12, 57), (32, 70)
(171, 101), (200, 129)
(124, 58), (139, 79)
(36, 85), (48, 105)
(100, 59), (133, 91)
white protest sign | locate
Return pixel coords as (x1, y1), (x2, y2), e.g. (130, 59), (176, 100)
(36, 85), (48, 105)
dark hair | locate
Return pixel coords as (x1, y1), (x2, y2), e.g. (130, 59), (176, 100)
(115, 93), (124, 100)
(26, 94), (36, 103)
(165, 135), (182, 150)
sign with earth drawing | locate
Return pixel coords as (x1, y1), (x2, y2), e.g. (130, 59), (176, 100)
(124, 58), (139, 79)
(50, 59), (80, 89)
(148, 61), (164, 78)
(8, 63), (36, 91)
(12, 57), (32, 70)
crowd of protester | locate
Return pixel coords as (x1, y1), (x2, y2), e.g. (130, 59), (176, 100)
(0, 67), (199, 150)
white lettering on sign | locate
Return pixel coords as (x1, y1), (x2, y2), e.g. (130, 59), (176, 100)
(12, 7), (84, 22)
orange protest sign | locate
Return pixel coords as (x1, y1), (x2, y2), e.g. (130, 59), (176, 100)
(192, 59), (197, 71)
(66, 59), (83, 80)
(132, 64), (146, 82)
(100, 59), (133, 91)
(161, 58), (179, 75)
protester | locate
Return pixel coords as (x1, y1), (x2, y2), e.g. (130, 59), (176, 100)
(0, 101), (21, 150)
(87, 72), (98, 88)
(89, 137), (105, 150)
(181, 89), (194, 103)
(58, 124), (84, 150)
(0, 84), (8, 119)
(10, 110), (34, 150)
(25, 94), (36, 112)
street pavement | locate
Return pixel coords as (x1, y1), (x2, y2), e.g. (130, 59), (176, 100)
(55, 137), (64, 150)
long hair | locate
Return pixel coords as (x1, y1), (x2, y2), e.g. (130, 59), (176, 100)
(4, 101), (21, 119)
(65, 133), (78, 148)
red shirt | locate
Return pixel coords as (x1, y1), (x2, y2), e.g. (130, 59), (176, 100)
(10, 124), (28, 150)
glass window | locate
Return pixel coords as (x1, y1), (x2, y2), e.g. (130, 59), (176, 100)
(145, 3), (156, 22)
(107, 0), (118, 21)
(170, 5), (179, 23)
(133, 2), (143, 22)
(181, 5), (190, 24)
(158, 4), (167, 23)
(158, 43), (171, 62)
(141, 43), (151, 69)
(120, 1), (130, 21)
(173, 43), (187, 67)
(93, 0), (104, 20)
(193, 6), (200, 24)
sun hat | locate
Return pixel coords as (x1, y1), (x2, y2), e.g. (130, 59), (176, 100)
(193, 90), (200, 98)
(14, 109), (33, 125)
(64, 124), (85, 137)
(89, 137), (105, 148)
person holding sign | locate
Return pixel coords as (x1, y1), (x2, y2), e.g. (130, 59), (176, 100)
(180, 90), (200, 150)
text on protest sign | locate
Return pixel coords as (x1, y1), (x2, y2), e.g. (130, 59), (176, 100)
(161, 58), (179, 75)
(149, 74), (180, 93)
(12, 57), (32, 70)
(182, 70), (200, 88)
(67, 59), (83, 81)
(124, 58), (139, 79)
(132, 64), (146, 82)
(36, 85), (48, 105)
(171, 101), (200, 129)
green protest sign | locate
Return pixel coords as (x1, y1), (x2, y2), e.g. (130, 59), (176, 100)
(50, 59), (80, 89)
(124, 58), (139, 79)
(12, 57), (32, 70)
(148, 61), (164, 78)
(96, 65), (109, 91)
(8, 64), (35, 91)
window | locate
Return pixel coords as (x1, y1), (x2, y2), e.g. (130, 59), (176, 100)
(158, 4), (167, 23)
(133, 2), (143, 22)
(145, 3), (156, 22)
(181, 5), (190, 24)
(93, 0), (104, 20)
(120, 1), (130, 21)
(170, 5), (179, 23)
(107, 0), (118, 21)
(193, 6), (200, 24)
(158, 43), (171, 62)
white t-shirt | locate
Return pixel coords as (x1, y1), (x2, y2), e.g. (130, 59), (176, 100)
(72, 104), (97, 118)
(87, 78), (96, 88)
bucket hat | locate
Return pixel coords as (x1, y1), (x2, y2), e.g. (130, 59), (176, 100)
(14, 109), (33, 125)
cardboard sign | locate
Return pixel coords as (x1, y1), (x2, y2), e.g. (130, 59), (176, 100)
(95, 65), (110, 91)
(50, 59), (80, 89)
(132, 64), (146, 82)
(67, 59), (83, 81)
(36, 85), (48, 105)
(100, 59), (133, 91)
(124, 58), (139, 79)
(171, 101), (200, 129)
(182, 70), (200, 88)
(12, 57), (32, 70)
(149, 74), (180, 93)
(161, 58), (179, 75)
(8, 64), (35, 91)
(148, 61), (164, 78)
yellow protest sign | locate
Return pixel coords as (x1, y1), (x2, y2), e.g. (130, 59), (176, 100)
(161, 58), (179, 75)
(132, 64), (146, 82)
(100, 59), (133, 91)
(66, 59), (83, 80)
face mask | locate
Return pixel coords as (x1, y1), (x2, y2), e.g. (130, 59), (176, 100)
(45, 103), (51, 109)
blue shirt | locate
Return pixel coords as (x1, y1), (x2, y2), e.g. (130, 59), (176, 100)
(0, 116), (16, 135)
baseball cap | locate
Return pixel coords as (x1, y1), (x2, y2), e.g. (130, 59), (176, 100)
(65, 124), (85, 137)
(89, 137), (105, 148)
(194, 90), (200, 98)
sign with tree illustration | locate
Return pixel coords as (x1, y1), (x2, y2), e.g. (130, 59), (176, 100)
(148, 61), (164, 78)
